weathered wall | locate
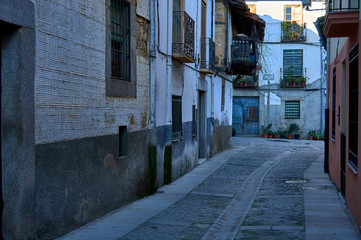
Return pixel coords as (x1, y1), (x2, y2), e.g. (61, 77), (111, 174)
(1, 0), (36, 239)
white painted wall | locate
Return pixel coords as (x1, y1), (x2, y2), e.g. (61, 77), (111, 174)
(34, 0), (150, 144)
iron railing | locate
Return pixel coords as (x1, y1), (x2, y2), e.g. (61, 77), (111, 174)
(281, 22), (307, 42)
(172, 11), (195, 62)
(328, 0), (359, 12)
(231, 37), (257, 65)
(200, 37), (215, 73)
(233, 75), (258, 88)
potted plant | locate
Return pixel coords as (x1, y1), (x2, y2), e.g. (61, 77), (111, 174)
(267, 130), (273, 138)
(273, 131), (280, 138)
(244, 79), (251, 86)
(300, 77), (307, 86)
(261, 124), (272, 138)
(288, 123), (300, 139)
(308, 130), (316, 140)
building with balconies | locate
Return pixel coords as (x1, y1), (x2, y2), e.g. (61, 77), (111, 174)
(232, 0), (327, 137)
(314, 0), (361, 231)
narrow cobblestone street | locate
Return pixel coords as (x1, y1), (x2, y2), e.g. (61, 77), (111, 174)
(60, 137), (361, 240)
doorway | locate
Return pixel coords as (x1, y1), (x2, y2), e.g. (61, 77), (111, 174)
(198, 91), (206, 158)
(232, 97), (259, 135)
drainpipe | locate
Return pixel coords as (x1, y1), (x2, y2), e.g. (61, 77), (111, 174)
(166, 0), (172, 126)
(225, 4), (229, 69)
(149, 0), (157, 130)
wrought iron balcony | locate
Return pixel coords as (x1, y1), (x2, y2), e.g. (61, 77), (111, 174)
(199, 37), (216, 74)
(172, 11), (195, 63)
(281, 22), (307, 42)
(324, 0), (359, 37)
(328, 0), (359, 12)
(233, 75), (258, 88)
(230, 37), (257, 75)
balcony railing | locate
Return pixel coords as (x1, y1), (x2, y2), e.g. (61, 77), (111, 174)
(281, 22), (307, 42)
(172, 11), (195, 63)
(280, 76), (307, 88)
(328, 0), (359, 12)
(231, 37), (257, 74)
(233, 75), (258, 88)
(200, 37), (216, 74)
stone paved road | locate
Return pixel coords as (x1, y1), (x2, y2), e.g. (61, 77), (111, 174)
(121, 138), (322, 239)
(60, 137), (361, 240)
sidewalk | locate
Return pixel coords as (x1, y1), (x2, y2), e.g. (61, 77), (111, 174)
(58, 138), (361, 240)
(59, 145), (247, 240)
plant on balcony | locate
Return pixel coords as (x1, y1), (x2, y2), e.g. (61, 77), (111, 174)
(282, 22), (304, 41)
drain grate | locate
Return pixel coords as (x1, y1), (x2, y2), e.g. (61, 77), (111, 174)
(285, 180), (307, 184)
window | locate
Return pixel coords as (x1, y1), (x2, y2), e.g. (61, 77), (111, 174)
(106, 0), (136, 97)
(284, 5), (302, 25)
(332, 67), (336, 139)
(283, 49), (303, 78)
(285, 101), (300, 119)
(247, 4), (256, 14)
(172, 96), (183, 139)
(221, 79), (225, 111)
(111, 0), (130, 81)
(192, 105), (197, 137)
(348, 43), (358, 170)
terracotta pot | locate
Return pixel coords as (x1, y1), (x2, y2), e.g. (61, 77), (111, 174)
(268, 134), (273, 138)
(308, 136), (313, 140)
(301, 82), (306, 86)
(287, 134), (293, 139)
(262, 133), (268, 138)
(274, 135), (279, 139)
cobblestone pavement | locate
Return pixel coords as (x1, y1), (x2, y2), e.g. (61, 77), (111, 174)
(60, 137), (361, 240)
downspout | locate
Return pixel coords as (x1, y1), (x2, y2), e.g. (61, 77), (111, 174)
(211, 0), (214, 119)
(149, 0), (157, 130)
(166, 0), (172, 126)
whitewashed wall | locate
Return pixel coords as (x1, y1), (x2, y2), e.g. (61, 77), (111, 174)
(34, 0), (150, 144)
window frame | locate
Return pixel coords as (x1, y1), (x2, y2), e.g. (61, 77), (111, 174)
(332, 67), (336, 140)
(283, 49), (303, 78)
(285, 100), (301, 119)
(106, 0), (137, 98)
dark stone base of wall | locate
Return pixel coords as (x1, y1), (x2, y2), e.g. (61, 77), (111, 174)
(35, 130), (150, 239)
(212, 124), (232, 156)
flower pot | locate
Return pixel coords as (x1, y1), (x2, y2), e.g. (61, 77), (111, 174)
(268, 134), (273, 138)
(292, 82), (296, 86)
(262, 133), (268, 138)
(301, 82), (306, 86)
(308, 136), (313, 140)
(273, 134), (279, 139)
(287, 134), (293, 139)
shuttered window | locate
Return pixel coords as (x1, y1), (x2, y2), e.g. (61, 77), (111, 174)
(285, 101), (300, 119)
(172, 96), (183, 139)
(283, 49), (303, 77)
(332, 67), (336, 139)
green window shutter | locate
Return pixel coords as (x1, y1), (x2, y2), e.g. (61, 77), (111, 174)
(285, 101), (300, 119)
(283, 49), (303, 77)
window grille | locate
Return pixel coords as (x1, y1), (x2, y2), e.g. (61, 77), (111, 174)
(285, 101), (300, 119)
(172, 96), (183, 139)
(283, 49), (303, 78)
(111, 0), (130, 81)
(348, 43), (358, 170)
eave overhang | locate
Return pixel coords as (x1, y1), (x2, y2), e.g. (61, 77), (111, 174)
(323, 11), (359, 38)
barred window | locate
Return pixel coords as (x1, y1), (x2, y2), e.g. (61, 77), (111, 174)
(111, 0), (130, 81)
(285, 101), (300, 119)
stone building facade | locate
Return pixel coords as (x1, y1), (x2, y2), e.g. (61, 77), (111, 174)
(1, 0), (234, 238)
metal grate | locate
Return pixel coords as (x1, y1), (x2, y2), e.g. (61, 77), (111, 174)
(200, 37), (215, 72)
(172, 11), (195, 61)
(283, 49), (303, 77)
(172, 96), (183, 139)
(281, 22), (307, 42)
(285, 101), (300, 119)
(111, 0), (130, 81)
(231, 37), (256, 63)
